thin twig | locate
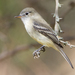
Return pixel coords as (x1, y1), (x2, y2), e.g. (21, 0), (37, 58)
(60, 40), (75, 48)
(54, 0), (63, 35)
(54, 0), (75, 48)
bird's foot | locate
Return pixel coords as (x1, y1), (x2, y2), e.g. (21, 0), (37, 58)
(33, 45), (45, 59)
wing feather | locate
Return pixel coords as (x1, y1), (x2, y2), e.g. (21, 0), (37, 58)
(33, 20), (63, 48)
(33, 20), (74, 68)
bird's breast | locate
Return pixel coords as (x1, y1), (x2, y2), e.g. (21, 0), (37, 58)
(21, 18), (34, 34)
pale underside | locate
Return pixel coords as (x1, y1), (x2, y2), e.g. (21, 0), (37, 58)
(21, 17), (59, 51)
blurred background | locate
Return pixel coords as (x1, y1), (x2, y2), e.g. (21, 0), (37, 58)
(0, 0), (75, 75)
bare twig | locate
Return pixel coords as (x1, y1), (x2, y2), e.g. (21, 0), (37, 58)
(60, 40), (75, 48)
(54, 0), (75, 48)
(53, 1), (75, 35)
(54, 0), (63, 35)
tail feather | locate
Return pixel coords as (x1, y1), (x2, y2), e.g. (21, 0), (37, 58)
(57, 46), (74, 69)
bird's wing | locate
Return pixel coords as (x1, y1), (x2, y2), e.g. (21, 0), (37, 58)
(33, 20), (63, 48)
(33, 20), (74, 69)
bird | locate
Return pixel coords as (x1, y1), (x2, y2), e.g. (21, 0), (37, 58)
(15, 7), (74, 69)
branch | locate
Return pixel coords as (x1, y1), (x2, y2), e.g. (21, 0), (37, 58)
(60, 40), (75, 48)
(54, 0), (63, 35)
(54, 0), (75, 48)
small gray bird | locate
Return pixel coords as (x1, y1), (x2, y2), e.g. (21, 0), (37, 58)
(15, 7), (74, 69)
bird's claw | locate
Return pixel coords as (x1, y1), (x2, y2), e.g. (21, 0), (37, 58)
(33, 50), (40, 59)
(33, 45), (45, 59)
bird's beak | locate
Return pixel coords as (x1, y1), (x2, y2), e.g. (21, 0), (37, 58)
(15, 15), (22, 18)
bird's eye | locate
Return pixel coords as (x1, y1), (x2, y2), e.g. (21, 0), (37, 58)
(26, 12), (29, 15)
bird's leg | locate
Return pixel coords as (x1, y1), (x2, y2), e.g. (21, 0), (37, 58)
(33, 45), (45, 59)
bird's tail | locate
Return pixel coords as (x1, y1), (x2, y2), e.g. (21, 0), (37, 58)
(57, 45), (74, 69)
